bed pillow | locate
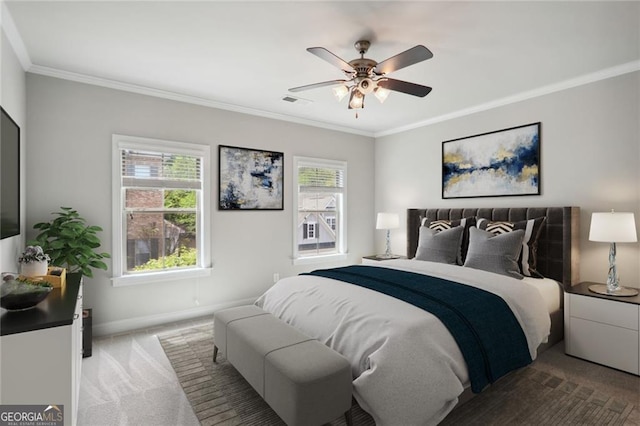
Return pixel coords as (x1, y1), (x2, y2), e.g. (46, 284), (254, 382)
(414, 225), (464, 264)
(420, 217), (476, 264)
(464, 227), (525, 280)
(476, 217), (546, 277)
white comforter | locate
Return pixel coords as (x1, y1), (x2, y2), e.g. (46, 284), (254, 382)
(255, 260), (551, 426)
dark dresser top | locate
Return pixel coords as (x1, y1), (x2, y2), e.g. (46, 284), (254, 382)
(1, 273), (82, 336)
(567, 281), (640, 306)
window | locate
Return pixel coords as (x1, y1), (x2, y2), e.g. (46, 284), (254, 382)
(303, 222), (317, 239)
(112, 135), (211, 285)
(293, 157), (347, 263)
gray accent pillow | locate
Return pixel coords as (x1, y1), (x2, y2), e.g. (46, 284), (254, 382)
(414, 226), (464, 264)
(463, 227), (525, 279)
(420, 217), (476, 265)
(476, 216), (546, 278)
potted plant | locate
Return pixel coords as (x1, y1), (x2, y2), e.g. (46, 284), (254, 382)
(29, 207), (110, 278)
(29, 207), (110, 358)
(18, 245), (51, 277)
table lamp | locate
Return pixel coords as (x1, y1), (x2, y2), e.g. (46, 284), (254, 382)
(588, 210), (638, 296)
(376, 213), (400, 258)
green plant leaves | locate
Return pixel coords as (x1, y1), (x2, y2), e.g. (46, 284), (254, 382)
(28, 207), (110, 278)
(50, 240), (66, 249)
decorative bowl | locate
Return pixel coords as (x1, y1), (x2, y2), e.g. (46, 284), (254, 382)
(1, 273), (53, 311)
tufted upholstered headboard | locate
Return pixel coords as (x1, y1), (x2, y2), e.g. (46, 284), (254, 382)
(407, 207), (580, 289)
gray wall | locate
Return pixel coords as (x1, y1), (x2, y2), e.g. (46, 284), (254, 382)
(25, 74), (375, 334)
(11, 52), (640, 335)
(0, 29), (26, 273)
(375, 71), (640, 287)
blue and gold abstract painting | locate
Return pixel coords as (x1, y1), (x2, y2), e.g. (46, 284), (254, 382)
(442, 123), (540, 199)
(219, 145), (284, 210)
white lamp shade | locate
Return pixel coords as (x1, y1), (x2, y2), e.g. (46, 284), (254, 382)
(348, 89), (364, 109)
(332, 85), (349, 102)
(589, 211), (638, 243)
(376, 213), (400, 230)
(374, 86), (391, 103)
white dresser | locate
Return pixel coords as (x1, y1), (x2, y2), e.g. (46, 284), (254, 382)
(0, 274), (84, 425)
(564, 282), (640, 375)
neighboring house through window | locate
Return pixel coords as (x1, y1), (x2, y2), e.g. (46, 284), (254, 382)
(293, 156), (347, 263)
(303, 221), (317, 240)
(112, 134), (211, 285)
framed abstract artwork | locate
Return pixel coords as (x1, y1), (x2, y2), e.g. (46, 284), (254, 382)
(442, 122), (541, 199)
(219, 145), (284, 210)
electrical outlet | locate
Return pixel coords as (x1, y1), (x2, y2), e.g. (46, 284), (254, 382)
(273, 273), (280, 283)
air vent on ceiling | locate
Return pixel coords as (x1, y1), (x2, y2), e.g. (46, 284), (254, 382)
(281, 95), (312, 105)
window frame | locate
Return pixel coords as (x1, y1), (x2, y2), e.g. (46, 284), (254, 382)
(111, 134), (212, 286)
(292, 156), (347, 265)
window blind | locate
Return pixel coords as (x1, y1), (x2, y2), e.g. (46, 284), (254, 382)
(298, 166), (345, 193)
(121, 149), (202, 190)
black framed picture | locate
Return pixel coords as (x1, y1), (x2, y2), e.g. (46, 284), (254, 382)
(219, 145), (284, 210)
(442, 122), (541, 199)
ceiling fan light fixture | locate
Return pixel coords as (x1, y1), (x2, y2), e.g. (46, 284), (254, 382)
(374, 86), (391, 103)
(357, 78), (375, 95)
(291, 40), (433, 117)
(332, 85), (349, 102)
(348, 89), (364, 109)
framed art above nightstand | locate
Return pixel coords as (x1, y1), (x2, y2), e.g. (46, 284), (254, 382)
(564, 282), (640, 375)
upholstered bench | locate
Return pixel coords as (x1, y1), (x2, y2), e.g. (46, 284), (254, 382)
(213, 305), (353, 426)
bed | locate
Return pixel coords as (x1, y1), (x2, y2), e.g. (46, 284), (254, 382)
(408, 207), (579, 352)
(256, 206), (579, 425)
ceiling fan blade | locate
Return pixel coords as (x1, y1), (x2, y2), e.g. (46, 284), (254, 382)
(377, 78), (432, 97)
(374, 45), (433, 75)
(307, 47), (354, 73)
(289, 79), (349, 92)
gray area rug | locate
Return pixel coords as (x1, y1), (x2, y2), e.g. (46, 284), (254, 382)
(158, 322), (636, 425)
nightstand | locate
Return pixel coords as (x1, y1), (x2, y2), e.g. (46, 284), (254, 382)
(362, 255), (406, 264)
(564, 282), (640, 375)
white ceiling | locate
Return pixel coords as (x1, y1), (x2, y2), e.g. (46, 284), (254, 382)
(4, 1), (640, 137)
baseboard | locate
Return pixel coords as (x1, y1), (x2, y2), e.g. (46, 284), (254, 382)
(92, 297), (259, 337)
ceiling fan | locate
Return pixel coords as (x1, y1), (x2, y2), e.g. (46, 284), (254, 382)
(289, 40), (433, 116)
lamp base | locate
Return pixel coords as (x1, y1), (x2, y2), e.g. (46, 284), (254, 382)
(375, 254), (401, 260)
(588, 284), (639, 297)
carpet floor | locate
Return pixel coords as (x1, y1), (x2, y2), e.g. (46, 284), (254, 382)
(158, 322), (637, 425)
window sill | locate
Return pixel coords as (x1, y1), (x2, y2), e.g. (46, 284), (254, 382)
(111, 267), (212, 287)
(292, 253), (348, 266)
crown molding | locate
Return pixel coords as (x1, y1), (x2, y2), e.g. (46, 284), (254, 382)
(375, 60), (640, 138)
(1, 2), (32, 71)
(6, 2), (637, 141)
(27, 65), (374, 138)
(29, 59), (638, 141)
